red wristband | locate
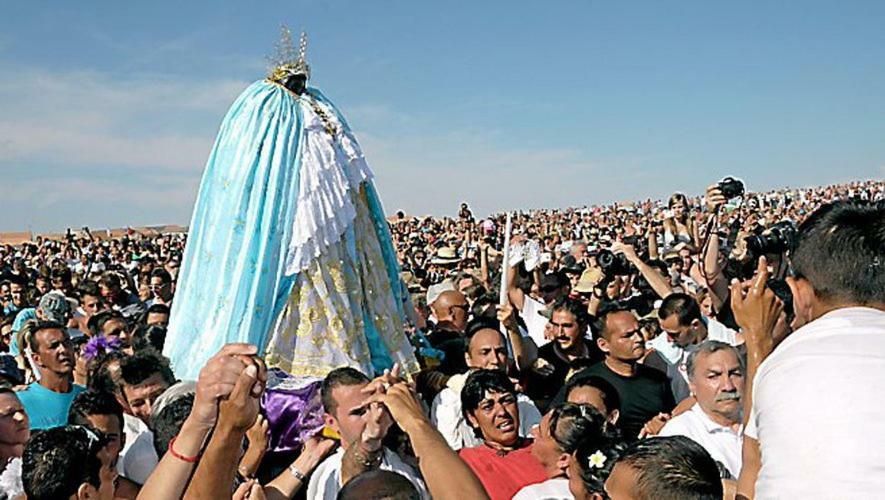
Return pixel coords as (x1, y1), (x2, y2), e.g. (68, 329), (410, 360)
(168, 435), (200, 463)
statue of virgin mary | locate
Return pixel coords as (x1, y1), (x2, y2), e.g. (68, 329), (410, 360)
(164, 28), (418, 380)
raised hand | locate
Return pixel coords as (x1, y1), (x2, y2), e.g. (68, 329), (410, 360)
(730, 256), (786, 360)
(364, 382), (428, 435)
(192, 343), (258, 428)
(705, 184), (727, 213)
(217, 357), (267, 433)
(497, 301), (519, 332)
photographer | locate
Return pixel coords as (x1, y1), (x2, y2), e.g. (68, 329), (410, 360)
(610, 242), (674, 300)
(733, 200), (885, 499)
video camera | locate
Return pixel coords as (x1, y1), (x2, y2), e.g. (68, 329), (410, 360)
(746, 220), (797, 256)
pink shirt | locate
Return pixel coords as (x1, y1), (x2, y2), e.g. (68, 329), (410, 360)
(458, 440), (548, 500)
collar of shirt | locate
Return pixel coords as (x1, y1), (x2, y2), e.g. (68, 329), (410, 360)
(690, 403), (742, 435)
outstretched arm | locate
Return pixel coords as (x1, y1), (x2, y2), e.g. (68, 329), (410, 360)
(368, 383), (489, 500)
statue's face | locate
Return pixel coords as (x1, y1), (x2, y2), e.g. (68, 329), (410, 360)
(285, 74), (307, 95)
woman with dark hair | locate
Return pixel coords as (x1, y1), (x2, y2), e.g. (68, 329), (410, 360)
(662, 192), (699, 251)
(514, 403), (610, 499)
(567, 436), (625, 500)
(458, 370), (547, 500)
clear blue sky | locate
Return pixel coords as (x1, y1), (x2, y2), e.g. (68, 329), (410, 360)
(1, 1), (883, 231)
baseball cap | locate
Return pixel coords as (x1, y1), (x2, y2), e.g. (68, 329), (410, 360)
(37, 291), (71, 324)
(426, 280), (456, 306)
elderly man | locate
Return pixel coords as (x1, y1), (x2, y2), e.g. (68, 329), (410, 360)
(659, 340), (744, 478)
(430, 319), (541, 450)
(655, 293), (742, 401)
(307, 367), (428, 500)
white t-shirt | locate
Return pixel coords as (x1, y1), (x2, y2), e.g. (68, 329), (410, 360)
(746, 307), (885, 498)
(513, 477), (573, 500)
(118, 413), (158, 485)
(430, 373), (542, 450)
(521, 295), (550, 348)
(659, 403), (742, 478)
(306, 447), (429, 500)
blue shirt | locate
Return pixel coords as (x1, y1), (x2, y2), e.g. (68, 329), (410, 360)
(16, 382), (85, 430)
(9, 308), (37, 356)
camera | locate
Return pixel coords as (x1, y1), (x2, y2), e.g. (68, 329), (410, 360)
(767, 278), (794, 319)
(596, 249), (633, 276)
(746, 220), (797, 256)
(718, 176), (745, 199)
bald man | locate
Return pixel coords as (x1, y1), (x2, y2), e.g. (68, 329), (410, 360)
(426, 290), (470, 376)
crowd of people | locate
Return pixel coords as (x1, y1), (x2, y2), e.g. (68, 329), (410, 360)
(0, 177), (883, 499)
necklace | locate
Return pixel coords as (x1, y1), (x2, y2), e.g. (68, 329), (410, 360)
(483, 437), (524, 456)
(303, 95), (339, 137)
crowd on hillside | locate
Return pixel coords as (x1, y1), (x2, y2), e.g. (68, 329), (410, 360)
(0, 177), (883, 499)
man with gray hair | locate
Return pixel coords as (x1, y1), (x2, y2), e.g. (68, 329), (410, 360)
(659, 340), (744, 479)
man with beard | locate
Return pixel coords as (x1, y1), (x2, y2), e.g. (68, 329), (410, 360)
(16, 321), (84, 429)
(566, 305), (675, 440)
(659, 340), (744, 479)
(458, 369), (547, 500)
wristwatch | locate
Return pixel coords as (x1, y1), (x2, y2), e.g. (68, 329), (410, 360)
(289, 464), (306, 482)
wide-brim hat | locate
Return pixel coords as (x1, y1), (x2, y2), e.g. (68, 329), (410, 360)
(573, 268), (604, 293)
(431, 247), (461, 265)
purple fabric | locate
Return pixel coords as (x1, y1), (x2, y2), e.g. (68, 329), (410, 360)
(261, 375), (325, 453)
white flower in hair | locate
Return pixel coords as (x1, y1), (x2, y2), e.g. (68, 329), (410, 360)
(588, 451), (607, 469)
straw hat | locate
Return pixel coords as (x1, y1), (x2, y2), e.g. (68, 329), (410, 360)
(573, 268), (604, 293)
(431, 247), (461, 265)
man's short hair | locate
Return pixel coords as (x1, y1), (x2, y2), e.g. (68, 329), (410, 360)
(685, 340), (745, 379)
(68, 389), (124, 429)
(460, 369), (516, 416)
(77, 280), (102, 300)
(615, 435), (723, 500)
(590, 302), (633, 341)
(658, 293), (702, 327)
(338, 469), (420, 500)
(98, 272), (122, 290)
(119, 349), (176, 388)
(565, 375), (621, 414)
(132, 324), (167, 352)
(791, 200), (885, 305)
(150, 393), (194, 457)
(87, 350), (127, 395)
(149, 268), (172, 284)
(22, 426), (106, 500)
(551, 296), (591, 325)
(464, 317), (505, 352)
(88, 309), (126, 337)
(321, 367), (370, 415)
(24, 320), (66, 354)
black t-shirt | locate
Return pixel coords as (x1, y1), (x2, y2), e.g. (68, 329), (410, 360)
(559, 361), (675, 440)
(525, 340), (601, 413)
(426, 327), (468, 376)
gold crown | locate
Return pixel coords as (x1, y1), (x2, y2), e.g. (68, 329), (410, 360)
(268, 26), (310, 83)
